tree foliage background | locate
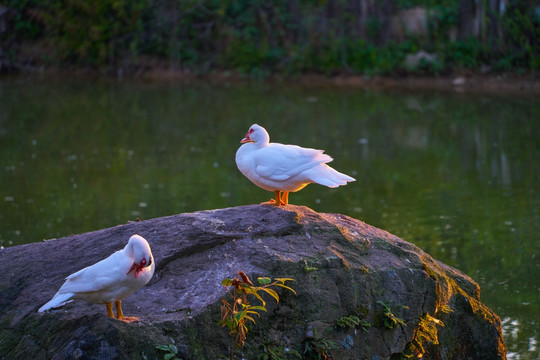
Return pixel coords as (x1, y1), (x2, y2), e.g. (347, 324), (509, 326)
(1, 0), (539, 75)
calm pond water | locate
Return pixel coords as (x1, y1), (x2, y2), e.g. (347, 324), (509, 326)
(1, 77), (538, 359)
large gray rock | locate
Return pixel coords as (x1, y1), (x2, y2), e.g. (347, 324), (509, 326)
(0, 205), (506, 360)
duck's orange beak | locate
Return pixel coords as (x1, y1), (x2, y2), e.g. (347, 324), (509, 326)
(127, 262), (143, 278)
(240, 133), (251, 143)
(128, 257), (149, 278)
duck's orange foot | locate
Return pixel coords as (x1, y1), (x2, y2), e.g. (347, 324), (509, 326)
(260, 190), (287, 206)
(116, 316), (140, 323)
(260, 198), (282, 206)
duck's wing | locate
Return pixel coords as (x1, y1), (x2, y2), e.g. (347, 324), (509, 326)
(254, 143), (333, 181)
(58, 251), (130, 294)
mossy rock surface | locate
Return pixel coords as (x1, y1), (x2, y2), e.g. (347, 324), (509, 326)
(0, 205), (506, 359)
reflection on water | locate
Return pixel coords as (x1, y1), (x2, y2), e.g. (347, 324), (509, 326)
(503, 317), (539, 360)
(0, 78), (539, 358)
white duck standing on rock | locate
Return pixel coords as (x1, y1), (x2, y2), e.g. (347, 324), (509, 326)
(235, 124), (355, 205)
(38, 234), (155, 323)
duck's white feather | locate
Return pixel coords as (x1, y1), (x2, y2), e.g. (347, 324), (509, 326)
(38, 293), (74, 312)
(38, 234), (155, 312)
(236, 124), (355, 194)
(253, 143), (333, 181)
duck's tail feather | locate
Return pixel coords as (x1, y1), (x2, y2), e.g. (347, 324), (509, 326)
(309, 164), (356, 188)
(38, 292), (74, 312)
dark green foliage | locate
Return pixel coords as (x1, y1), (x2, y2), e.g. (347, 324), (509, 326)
(1, 0), (538, 74)
(428, 1), (459, 41)
(336, 304), (372, 333)
(498, 1), (540, 70)
(443, 38), (487, 69)
(335, 314), (371, 332)
(376, 300), (408, 329)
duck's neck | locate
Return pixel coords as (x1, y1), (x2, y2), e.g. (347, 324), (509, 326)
(123, 241), (135, 259)
(256, 131), (270, 147)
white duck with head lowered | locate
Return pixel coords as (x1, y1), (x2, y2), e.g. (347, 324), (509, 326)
(235, 124), (355, 205)
(38, 234), (155, 323)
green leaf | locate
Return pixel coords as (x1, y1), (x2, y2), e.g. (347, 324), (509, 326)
(221, 278), (233, 286)
(243, 314), (257, 324)
(244, 287), (266, 306)
(257, 277), (271, 285)
(168, 344), (178, 354)
(259, 287), (279, 303)
(164, 354), (175, 360)
(234, 311), (246, 322)
(275, 283), (296, 294)
(248, 305), (267, 312)
(240, 323), (249, 334)
(246, 311), (262, 318)
(241, 283), (254, 291)
(156, 345), (170, 351)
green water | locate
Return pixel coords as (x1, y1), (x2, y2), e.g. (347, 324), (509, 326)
(1, 77), (538, 359)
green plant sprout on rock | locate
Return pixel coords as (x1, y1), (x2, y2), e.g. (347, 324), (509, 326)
(377, 300), (408, 329)
(303, 259), (318, 272)
(335, 314), (371, 333)
(156, 344), (181, 360)
(336, 314), (361, 329)
(219, 271), (296, 349)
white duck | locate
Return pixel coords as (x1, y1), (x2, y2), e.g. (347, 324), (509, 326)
(235, 124), (355, 205)
(38, 234), (155, 323)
